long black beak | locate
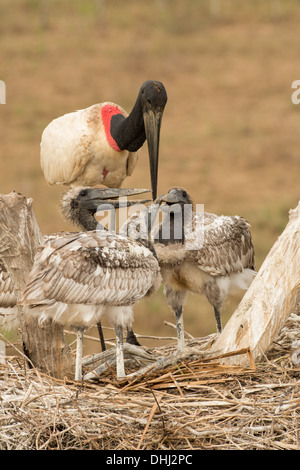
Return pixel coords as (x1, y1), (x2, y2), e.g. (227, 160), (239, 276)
(85, 188), (151, 211)
(143, 108), (164, 201)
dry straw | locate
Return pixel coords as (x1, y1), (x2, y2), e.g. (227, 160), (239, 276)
(0, 310), (300, 450)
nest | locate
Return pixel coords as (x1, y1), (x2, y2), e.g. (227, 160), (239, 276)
(1, 311), (300, 450)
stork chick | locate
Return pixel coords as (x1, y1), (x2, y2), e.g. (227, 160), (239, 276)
(61, 186), (150, 349)
(154, 187), (256, 350)
(0, 187), (149, 348)
(21, 230), (160, 381)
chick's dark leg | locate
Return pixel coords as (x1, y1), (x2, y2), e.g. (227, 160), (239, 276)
(126, 327), (141, 346)
(213, 306), (222, 334)
(205, 281), (223, 334)
(97, 322), (106, 352)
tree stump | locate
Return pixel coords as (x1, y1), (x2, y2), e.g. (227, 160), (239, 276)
(212, 201), (300, 366)
(0, 191), (73, 379)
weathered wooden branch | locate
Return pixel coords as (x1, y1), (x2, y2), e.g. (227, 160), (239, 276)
(0, 340), (5, 365)
(0, 191), (73, 379)
(212, 201), (300, 366)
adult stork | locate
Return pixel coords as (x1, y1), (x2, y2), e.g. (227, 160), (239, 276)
(40, 81), (167, 200)
(153, 187), (256, 350)
(21, 230), (160, 380)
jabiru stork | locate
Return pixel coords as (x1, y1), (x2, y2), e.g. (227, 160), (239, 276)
(40, 81), (167, 200)
(21, 229), (160, 380)
(154, 188), (256, 350)
(60, 185), (151, 351)
(0, 187), (149, 349)
(120, 188), (256, 350)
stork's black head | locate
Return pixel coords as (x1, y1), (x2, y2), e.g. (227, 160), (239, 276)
(110, 81), (167, 201)
(140, 81), (168, 111)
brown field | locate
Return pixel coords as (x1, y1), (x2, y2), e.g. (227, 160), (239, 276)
(0, 0), (299, 351)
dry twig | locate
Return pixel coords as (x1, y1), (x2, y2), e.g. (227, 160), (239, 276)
(0, 309), (300, 450)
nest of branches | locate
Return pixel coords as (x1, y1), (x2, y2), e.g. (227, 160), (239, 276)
(1, 309), (300, 451)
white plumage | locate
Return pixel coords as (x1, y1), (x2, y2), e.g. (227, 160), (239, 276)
(41, 103), (138, 188)
(22, 230), (160, 379)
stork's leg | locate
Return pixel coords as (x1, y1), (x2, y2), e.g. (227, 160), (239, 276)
(204, 282), (223, 334)
(164, 287), (187, 352)
(214, 306), (222, 334)
(175, 306), (185, 351)
(115, 324), (126, 379)
(126, 327), (141, 346)
(97, 321), (106, 352)
(75, 327), (84, 381)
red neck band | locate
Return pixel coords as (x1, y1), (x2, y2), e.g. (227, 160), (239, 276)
(101, 104), (124, 152)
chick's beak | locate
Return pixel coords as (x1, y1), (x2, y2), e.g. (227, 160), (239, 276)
(84, 188), (151, 210)
(160, 189), (181, 204)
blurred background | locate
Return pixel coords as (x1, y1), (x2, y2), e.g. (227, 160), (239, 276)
(0, 0), (299, 353)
